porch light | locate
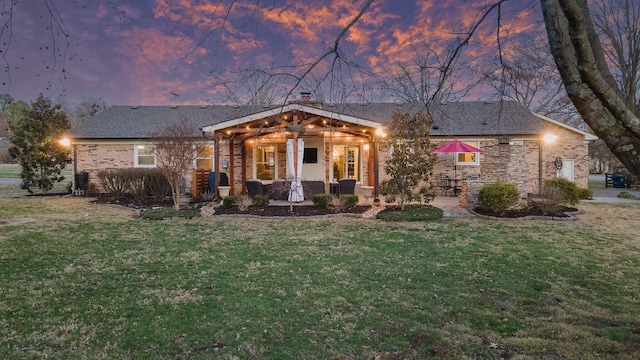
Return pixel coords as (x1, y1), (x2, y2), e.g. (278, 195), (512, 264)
(363, 144), (370, 151)
(374, 128), (387, 138)
(59, 137), (71, 147)
(538, 133), (557, 193)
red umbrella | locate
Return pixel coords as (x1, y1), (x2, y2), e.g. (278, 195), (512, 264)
(432, 139), (484, 154)
(431, 140), (483, 179)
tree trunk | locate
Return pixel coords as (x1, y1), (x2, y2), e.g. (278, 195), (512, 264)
(541, 0), (640, 175)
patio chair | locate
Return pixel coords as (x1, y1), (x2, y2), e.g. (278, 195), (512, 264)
(435, 174), (453, 196)
(246, 179), (266, 198)
(338, 178), (356, 195)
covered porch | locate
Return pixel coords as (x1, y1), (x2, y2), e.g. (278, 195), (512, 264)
(199, 103), (386, 200)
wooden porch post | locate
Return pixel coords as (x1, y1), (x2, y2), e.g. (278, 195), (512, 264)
(368, 140), (375, 186)
(228, 139), (234, 195)
(241, 141), (247, 195)
(214, 133), (220, 201)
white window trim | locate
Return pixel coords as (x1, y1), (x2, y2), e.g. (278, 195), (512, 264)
(455, 141), (481, 166)
(134, 144), (156, 168)
(194, 144), (214, 170)
(331, 143), (362, 183)
(253, 144), (277, 183)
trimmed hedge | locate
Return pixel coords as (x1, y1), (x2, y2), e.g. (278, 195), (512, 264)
(478, 181), (520, 216)
(222, 195), (241, 208)
(544, 178), (581, 205)
(340, 194), (359, 208)
(95, 168), (170, 201)
(251, 194), (270, 209)
(312, 194), (333, 208)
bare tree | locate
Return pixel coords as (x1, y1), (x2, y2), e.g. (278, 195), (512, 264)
(150, 118), (198, 210)
(590, 0), (640, 115)
(70, 98), (108, 126)
(382, 42), (463, 104)
(541, 0), (640, 176)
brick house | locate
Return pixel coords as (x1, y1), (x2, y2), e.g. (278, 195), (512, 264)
(70, 100), (596, 200)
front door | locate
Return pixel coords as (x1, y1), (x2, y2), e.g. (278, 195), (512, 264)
(332, 144), (360, 181)
(558, 159), (575, 181)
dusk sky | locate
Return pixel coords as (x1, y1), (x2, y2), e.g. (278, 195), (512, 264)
(1, 0), (544, 107)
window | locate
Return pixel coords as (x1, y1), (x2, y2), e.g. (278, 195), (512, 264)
(332, 144), (360, 181)
(455, 141), (480, 166)
(255, 145), (276, 180)
(134, 145), (155, 167)
(196, 145), (213, 170)
(303, 148), (318, 163)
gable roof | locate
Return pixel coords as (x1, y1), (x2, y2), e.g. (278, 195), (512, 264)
(71, 101), (592, 140)
(70, 105), (267, 139)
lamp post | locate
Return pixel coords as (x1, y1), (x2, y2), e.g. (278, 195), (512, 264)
(538, 133), (557, 193)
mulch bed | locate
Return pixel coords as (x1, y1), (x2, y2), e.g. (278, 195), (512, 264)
(473, 204), (578, 218)
(90, 194), (371, 217)
(212, 205), (371, 217)
(91, 194), (177, 209)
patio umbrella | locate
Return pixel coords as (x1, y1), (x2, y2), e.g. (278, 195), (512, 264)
(287, 138), (304, 203)
(431, 139), (484, 179)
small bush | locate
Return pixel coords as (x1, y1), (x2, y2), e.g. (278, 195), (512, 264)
(340, 194), (359, 208)
(537, 183), (565, 215)
(578, 187), (593, 200)
(478, 181), (520, 216)
(544, 178), (580, 205)
(145, 169), (171, 201)
(126, 168), (147, 202)
(252, 194), (270, 209)
(617, 191), (637, 199)
(222, 195), (241, 208)
(312, 194), (333, 208)
(96, 169), (131, 199)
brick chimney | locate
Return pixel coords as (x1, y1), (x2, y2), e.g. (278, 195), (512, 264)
(300, 92), (311, 102)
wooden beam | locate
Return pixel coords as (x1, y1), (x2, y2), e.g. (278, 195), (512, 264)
(228, 139), (234, 195)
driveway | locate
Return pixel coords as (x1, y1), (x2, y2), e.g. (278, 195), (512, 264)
(0, 178), (21, 185)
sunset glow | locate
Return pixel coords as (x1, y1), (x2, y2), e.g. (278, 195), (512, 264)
(1, 1), (545, 106)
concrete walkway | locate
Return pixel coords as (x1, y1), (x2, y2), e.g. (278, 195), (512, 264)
(585, 187), (640, 204)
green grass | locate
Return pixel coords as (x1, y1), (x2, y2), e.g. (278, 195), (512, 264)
(588, 179), (606, 189)
(0, 163), (72, 179)
(140, 207), (202, 220)
(376, 204), (443, 221)
(1, 188), (639, 359)
(0, 163), (21, 178)
(617, 191), (638, 199)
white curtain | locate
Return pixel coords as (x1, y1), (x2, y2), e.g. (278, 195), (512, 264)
(287, 138), (304, 202)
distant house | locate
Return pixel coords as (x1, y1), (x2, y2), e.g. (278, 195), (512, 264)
(70, 100), (596, 200)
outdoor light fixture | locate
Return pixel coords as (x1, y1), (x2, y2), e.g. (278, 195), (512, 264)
(538, 133), (557, 193)
(59, 137), (71, 147)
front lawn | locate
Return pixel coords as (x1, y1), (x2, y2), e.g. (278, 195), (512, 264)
(1, 189), (639, 359)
